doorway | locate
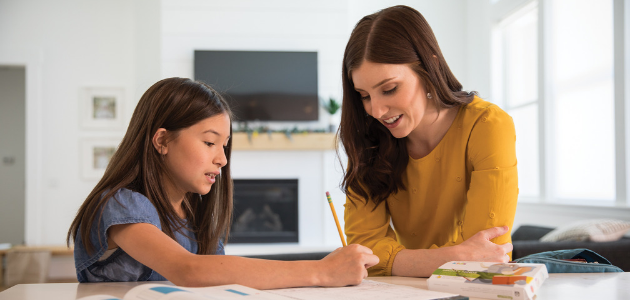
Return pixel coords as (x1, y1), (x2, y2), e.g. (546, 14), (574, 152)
(0, 65), (26, 246)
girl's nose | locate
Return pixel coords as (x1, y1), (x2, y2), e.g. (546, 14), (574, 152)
(215, 149), (228, 167)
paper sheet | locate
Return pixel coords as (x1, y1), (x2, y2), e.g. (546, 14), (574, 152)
(266, 279), (466, 300)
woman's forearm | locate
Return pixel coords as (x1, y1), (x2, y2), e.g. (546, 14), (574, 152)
(391, 226), (512, 277)
(391, 247), (460, 277)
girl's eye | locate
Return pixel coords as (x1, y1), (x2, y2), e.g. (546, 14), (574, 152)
(383, 86), (397, 95)
(360, 94), (370, 101)
(204, 142), (215, 147)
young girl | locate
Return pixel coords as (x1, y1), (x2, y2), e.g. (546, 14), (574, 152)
(67, 77), (378, 289)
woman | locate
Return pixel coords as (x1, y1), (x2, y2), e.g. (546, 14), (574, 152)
(339, 5), (517, 277)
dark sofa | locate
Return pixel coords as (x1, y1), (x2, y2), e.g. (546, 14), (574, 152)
(244, 252), (329, 261)
(511, 225), (630, 272)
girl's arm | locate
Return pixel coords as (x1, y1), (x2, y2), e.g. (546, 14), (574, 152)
(108, 222), (379, 289)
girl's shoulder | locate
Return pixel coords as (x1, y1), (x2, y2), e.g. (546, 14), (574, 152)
(108, 188), (153, 207)
(101, 188), (161, 228)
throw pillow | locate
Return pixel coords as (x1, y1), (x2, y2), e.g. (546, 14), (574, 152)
(540, 219), (630, 242)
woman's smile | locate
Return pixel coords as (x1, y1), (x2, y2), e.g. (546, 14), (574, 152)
(382, 114), (403, 128)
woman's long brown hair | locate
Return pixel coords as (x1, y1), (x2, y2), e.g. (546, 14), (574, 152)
(338, 5), (475, 207)
(67, 77), (233, 255)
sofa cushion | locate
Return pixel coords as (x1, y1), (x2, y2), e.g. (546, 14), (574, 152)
(540, 219), (630, 242)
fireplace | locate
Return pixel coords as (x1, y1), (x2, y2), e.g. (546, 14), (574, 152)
(228, 179), (299, 243)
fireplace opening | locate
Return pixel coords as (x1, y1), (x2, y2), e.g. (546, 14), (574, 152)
(228, 179), (298, 243)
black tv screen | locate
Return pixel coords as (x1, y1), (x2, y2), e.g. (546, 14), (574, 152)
(194, 50), (318, 121)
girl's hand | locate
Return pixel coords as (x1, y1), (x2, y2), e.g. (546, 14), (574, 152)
(454, 226), (513, 262)
(316, 244), (379, 286)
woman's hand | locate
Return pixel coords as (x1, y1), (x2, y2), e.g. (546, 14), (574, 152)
(454, 226), (513, 262)
(316, 244), (379, 286)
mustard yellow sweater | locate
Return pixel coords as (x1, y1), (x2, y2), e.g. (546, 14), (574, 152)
(344, 97), (518, 276)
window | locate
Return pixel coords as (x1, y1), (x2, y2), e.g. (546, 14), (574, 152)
(494, 1), (540, 198)
(492, 0), (617, 205)
(548, 0), (615, 202)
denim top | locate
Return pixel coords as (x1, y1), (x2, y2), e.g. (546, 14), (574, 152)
(73, 188), (225, 282)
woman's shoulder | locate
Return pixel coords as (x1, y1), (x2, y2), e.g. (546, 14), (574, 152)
(460, 96), (512, 123)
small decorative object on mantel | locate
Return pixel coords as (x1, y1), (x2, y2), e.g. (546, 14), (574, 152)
(322, 97), (341, 133)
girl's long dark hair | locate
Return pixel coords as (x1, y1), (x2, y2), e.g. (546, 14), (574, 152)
(67, 77), (233, 255)
(339, 5), (475, 207)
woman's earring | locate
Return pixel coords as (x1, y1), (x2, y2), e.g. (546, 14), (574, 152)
(427, 93), (432, 99)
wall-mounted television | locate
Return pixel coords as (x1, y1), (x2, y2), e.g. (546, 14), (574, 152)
(194, 50), (318, 122)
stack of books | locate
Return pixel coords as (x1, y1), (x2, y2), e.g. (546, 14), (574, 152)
(428, 261), (549, 300)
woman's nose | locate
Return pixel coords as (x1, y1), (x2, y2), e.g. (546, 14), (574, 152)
(369, 96), (388, 119)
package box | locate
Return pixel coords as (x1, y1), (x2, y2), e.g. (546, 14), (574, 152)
(427, 261), (549, 300)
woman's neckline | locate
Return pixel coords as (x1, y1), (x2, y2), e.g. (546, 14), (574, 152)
(408, 104), (464, 161)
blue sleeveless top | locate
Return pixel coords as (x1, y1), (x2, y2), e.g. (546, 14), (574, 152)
(73, 188), (225, 282)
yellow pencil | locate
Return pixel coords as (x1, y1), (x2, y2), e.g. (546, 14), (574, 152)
(326, 191), (347, 247)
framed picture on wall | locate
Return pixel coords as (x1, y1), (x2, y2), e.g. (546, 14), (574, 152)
(80, 138), (121, 180)
(80, 87), (124, 129)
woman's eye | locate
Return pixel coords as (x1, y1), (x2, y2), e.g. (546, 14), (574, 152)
(383, 86), (397, 95)
(204, 142), (215, 147)
(360, 94), (370, 101)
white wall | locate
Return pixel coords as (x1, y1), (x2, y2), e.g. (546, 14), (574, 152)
(159, 0), (350, 131)
(0, 0), (160, 245)
(160, 0), (469, 129)
(0, 0), (469, 246)
(348, 0), (469, 89)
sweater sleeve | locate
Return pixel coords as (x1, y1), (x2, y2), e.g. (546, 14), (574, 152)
(344, 193), (405, 276)
(461, 106), (519, 257)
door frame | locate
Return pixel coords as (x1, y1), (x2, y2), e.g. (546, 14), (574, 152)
(0, 49), (43, 245)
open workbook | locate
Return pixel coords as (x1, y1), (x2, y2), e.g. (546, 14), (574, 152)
(78, 280), (468, 300)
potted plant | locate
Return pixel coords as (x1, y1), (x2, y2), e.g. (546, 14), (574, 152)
(322, 97), (341, 133)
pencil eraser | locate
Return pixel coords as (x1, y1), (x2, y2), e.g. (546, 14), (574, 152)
(326, 191), (330, 196)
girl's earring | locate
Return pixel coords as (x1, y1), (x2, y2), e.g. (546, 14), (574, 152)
(427, 93), (432, 99)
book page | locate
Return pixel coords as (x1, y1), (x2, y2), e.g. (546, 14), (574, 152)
(78, 296), (122, 300)
(267, 279), (467, 300)
(190, 284), (293, 299)
(122, 284), (208, 300)
(112, 283), (292, 300)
